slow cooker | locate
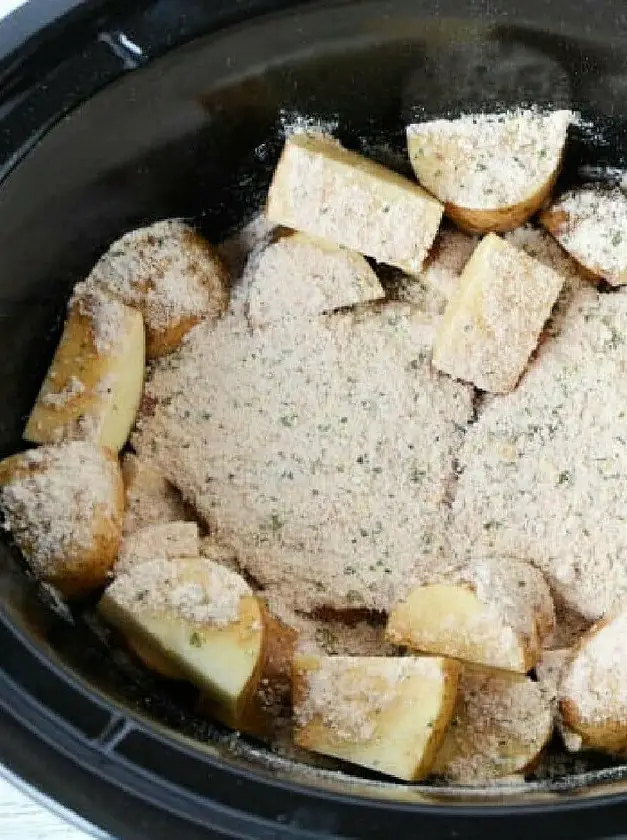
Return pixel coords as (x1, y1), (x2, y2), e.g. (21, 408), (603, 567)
(1, 1), (627, 837)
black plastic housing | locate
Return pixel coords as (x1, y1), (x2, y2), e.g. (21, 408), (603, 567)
(2, 2), (627, 837)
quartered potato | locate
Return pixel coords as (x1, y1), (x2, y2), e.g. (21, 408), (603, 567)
(559, 608), (627, 754)
(386, 558), (554, 673)
(24, 290), (144, 453)
(266, 133), (444, 275)
(540, 185), (627, 286)
(431, 665), (553, 782)
(78, 219), (230, 358)
(121, 454), (192, 535)
(407, 109), (572, 233)
(433, 233), (565, 393)
(292, 654), (460, 780)
(198, 608), (297, 738)
(245, 231), (384, 327)
(115, 521), (200, 573)
(99, 557), (294, 734)
(0, 442), (124, 598)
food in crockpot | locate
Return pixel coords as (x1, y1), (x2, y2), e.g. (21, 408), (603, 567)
(115, 520), (200, 572)
(76, 219), (230, 358)
(540, 185), (627, 285)
(452, 290), (627, 621)
(559, 606), (627, 754)
(406, 109), (573, 233)
(432, 232), (565, 393)
(132, 303), (474, 614)
(292, 654), (460, 780)
(121, 453), (193, 534)
(245, 230), (384, 327)
(24, 289), (145, 452)
(266, 131), (444, 275)
(5, 104), (627, 784)
(430, 665), (553, 782)
(99, 555), (295, 736)
(385, 558), (555, 673)
(0, 441), (123, 597)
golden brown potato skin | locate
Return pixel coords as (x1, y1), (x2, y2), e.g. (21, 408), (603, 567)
(144, 232), (230, 358)
(448, 172), (558, 234)
(197, 601), (297, 738)
(559, 616), (627, 755)
(540, 206), (604, 283)
(0, 447), (123, 599)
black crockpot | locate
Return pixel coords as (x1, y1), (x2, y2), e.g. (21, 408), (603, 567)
(1, 2), (627, 837)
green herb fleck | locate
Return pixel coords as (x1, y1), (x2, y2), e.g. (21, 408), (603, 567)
(410, 467), (426, 483)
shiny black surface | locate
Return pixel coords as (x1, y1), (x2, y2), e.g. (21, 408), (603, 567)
(2, 1), (627, 837)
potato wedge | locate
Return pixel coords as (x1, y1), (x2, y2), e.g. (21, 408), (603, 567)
(197, 609), (297, 738)
(121, 454), (192, 535)
(246, 232), (384, 327)
(116, 521), (199, 573)
(24, 290), (144, 453)
(0, 442), (123, 598)
(433, 233), (565, 393)
(292, 654), (460, 780)
(540, 186), (627, 286)
(266, 133), (443, 275)
(431, 665), (553, 782)
(99, 556), (297, 730)
(559, 608), (627, 754)
(386, 558), (554, 673)
(407, 109), (572, 233)
(78, 219), (230, 358)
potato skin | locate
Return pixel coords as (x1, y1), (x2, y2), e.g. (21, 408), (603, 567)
(447, 173), (558, 235)
(559, 616), (627, 755)
(24, 293), (145, 453)
(0, 446), (124, 599)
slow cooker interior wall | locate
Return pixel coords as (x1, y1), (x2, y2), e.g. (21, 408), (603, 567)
(1, 0), (627, 810)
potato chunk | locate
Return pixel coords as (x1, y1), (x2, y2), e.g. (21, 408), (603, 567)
(559, 608), (627, 754)
(433, 233), (565, 393)
(0, 442), (123, 598)
(431, 666), (553, 782)
(77, 220), (229, 358)
(540, 186), (627, 286)
(246, 232), (384, 327)
(266, 133), (443, 275)
(24, 290), (144, 453)
(292, 654), (459, 780)
(386, 558), (554, 673)
(407, 109), (572, 233)
(116, 521), (199, 573)
(100, 557), (255, 723)
(99, 556), (294, 732)
(121, 454), (192, 535)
